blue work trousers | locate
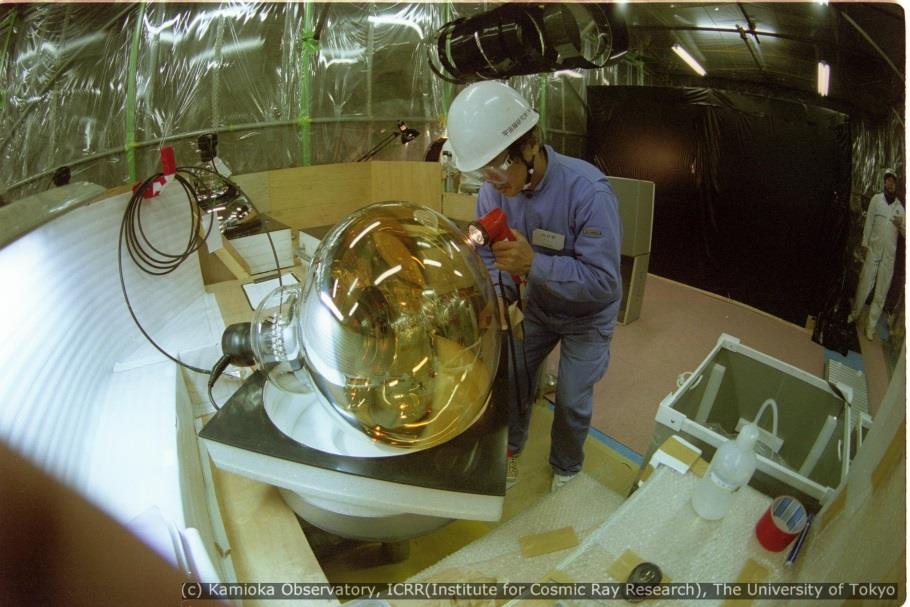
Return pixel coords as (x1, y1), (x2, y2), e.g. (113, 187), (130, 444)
(506, 306), (613, 475)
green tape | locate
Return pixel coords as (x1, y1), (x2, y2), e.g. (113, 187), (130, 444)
(440, 2), (453, 129)
(297, 3), (317, 167)
(538, 74), (548, 137)
(126, 3), (146, 182)
(297, 32), (315, 166)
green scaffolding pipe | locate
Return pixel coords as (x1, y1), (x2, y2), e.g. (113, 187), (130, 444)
(440, 2), (453, 130)
(297, 2), (316, 167)
(126, 3), (146, 182)
(538, 74), (548, 138)
(0, 9), (16, 115)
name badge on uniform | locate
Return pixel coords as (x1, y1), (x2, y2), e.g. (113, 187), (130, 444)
(532, 228), (565, 251)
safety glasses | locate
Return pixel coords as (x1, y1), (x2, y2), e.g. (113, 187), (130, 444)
(477, 151), (515, 186)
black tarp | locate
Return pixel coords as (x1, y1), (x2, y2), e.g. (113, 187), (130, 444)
(587, 86), (851, 328)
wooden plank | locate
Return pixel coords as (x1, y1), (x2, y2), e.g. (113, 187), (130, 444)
(268, 163), (371, 228)
(209, 468), (330, 605)
(232, 171), (271, 214)
(197, 247), (241, 285)
(442, 192), (478, 221)
(204, 279), (253, 326)
(519, 526), (579, 558)
(369, 161), (443, 210)
(720, 559), (769, 607)
(816, 486), (847, 533)
(871, 422), (905, 492)
(100, 183), (136, 200)
(265, 162), (445, 229)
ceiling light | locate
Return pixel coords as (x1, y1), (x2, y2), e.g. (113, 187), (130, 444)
(817, 61), (830, 96)
(672, 44), (706, 76)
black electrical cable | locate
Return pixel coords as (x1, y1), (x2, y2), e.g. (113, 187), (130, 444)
(498, 273), (533, 417)
(207, 355), (231, 410)
(118, 164), (284, 379)
(515, 282), (534, 406)
(121, 172), (213, 276)
(118, 172), (211, 374)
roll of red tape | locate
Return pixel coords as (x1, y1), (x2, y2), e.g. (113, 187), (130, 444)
(755, 495), (807, 552)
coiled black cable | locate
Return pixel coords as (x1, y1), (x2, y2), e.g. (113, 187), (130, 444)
(117, 164), (284, 385)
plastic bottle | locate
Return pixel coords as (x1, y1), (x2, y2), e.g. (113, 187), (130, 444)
(692, 424), (760, 520)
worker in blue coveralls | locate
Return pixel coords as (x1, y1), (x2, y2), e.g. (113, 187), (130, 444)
(446, 81), (623, 493)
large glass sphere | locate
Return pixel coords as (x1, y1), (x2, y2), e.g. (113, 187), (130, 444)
(258, 202), (501, 451)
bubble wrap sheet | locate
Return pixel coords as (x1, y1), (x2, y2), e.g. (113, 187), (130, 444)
(551, 467), (796, 607)
(406, 473), (625, 585)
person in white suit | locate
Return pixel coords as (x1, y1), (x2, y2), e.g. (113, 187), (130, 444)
(850, 168), (905, 341)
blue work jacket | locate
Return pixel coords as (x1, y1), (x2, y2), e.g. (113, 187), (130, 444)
(475, 145), (623, 331)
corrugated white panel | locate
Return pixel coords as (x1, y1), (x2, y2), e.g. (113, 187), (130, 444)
(83, 361), (184, 523)
(0, 183), (215, 491)
(824, 359), (870, 414)
(229, 229), (294, 274)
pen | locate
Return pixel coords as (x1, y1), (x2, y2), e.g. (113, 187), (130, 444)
(785, 512), (814, 567)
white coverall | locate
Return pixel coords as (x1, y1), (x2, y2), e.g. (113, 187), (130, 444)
(852, 192), (905, 335)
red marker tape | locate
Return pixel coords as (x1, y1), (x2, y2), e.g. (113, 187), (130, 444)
(755, 495), (808, 552)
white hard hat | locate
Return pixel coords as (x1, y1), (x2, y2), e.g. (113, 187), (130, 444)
(883, 167), (898, 180)
(446, 81), (540, 173)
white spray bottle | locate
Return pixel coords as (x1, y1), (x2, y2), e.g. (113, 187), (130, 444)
(692, 424), (760, 520)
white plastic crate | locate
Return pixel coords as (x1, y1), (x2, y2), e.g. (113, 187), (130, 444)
(650, 334), (855, 510)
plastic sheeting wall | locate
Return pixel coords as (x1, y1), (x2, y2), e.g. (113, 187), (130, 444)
(0, 3), (648, 204)
(852, 111), (905, 200)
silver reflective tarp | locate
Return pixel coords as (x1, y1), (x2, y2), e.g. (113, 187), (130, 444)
(0, 3), (648, 204)
(0, 3), (898, 208)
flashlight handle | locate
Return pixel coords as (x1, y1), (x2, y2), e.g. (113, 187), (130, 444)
(505, 228), (522, 283)
(497, 226), (520, 283)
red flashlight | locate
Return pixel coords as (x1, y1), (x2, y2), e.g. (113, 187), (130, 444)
(467, 208), (523, 285)
(467, 208), (514, 247)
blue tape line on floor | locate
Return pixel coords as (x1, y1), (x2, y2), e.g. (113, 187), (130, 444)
(590, 425), (644, 466)
(545, 399), (644, 465)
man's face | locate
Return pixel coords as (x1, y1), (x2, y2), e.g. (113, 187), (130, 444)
(481, 141), (537, 198)
(885, 175), (897, 195)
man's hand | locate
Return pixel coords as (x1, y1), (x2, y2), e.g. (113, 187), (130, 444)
(491, 228), (533, 277)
